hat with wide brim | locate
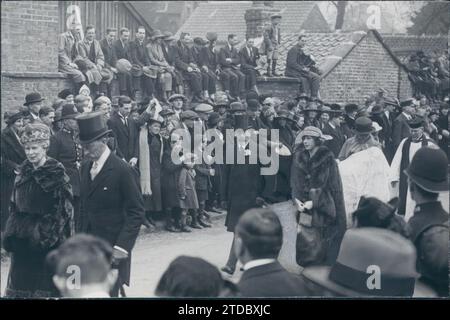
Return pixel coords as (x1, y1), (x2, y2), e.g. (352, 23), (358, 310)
(296, 126), (332, 141)
(76, 111), (113, 144)
(404, 147), (449, 192)
(168, 94), (188, 103)
(302, 266), (436, 297)
(354, 116), (375, 134)
(24, 92), (45, 106)
(151, 29), (166, 40)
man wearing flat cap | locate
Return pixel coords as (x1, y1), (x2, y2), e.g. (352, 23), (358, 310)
(263, 13), (282, 77)
(77, 111), (145, 297)
(406, 147), (449, 297)
(390, 116), (438, 221)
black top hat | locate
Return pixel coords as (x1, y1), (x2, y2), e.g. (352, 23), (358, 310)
(344, 103), (359, 113)
(76, 111), (112, 144)
(354, 116), (374, 134)
(400, 99), (415, 108)
(404, 147), (449, 192)
(24, 92), (45, 106)
(60, 103), (80, 120)
(407, 117), (424, 129)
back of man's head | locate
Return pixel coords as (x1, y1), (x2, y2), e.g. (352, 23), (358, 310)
(235, 208), (283, 260)
(47, 234), (114, 290)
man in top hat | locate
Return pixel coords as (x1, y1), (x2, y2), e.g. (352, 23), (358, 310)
(390, 117), (439, 220)
(340, 103), (359, 139)
(107, 96), (139, 165)
(192, 37), (216, 104)
(405, 147), (449, 297)
(58, 21), (86, 91)
(76, 111), (145, 297)
(263, 13), (282, 77)
(285, 34), (321, 99)
(240, 37), (260, 95)
(235, 208), (313, 297)
(302, 228), (435, 297)
(392, 98), (415, 150)
(322, 104), (345, 158)
(113, 27), (133, 97)
(218, 34), (246, 101)
(24, 92), (45, 123)
(48, 104), (83, 231)
(175, 32), (204, 103)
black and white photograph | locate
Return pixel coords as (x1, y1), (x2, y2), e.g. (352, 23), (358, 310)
(0, 0), (449, 304)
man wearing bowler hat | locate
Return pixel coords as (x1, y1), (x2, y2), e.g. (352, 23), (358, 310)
(322, 104), (345, 158)
(48, 104), (83, 231)
(76, 111), (145, 297)
(390, 117), (438, 220)
(24, 92), (45, 123)
(405, 147), (449, 297)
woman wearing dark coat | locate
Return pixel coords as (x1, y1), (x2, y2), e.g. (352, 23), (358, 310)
(291, 126), (346, 266)
(3, 123), (73, 298)
(161, 130), (185, 232)
(1, 111), (26, 234)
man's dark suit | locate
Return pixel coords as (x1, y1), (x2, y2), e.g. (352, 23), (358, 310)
(218, 44), (246, 98)
(174, 41), (202, 96)
(129, 39), (154, 97)
(239, 46), (260, 89)
(238, 261), (313, 297)
(80, 151), (144, 293)
(100, 38), (118, 96)
(322, 123), (346, 158)
(285, 44), (320, 97)
(392, 112), (411, 150)
(192, 46), (216, 95)
(112, 39), (132, 95)
(107, 112), (138, 162)
(48, 129), (83, 231)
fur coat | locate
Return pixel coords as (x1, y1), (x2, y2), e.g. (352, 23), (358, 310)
(3, 158), (73, 253)
(291, 146), (347, 264)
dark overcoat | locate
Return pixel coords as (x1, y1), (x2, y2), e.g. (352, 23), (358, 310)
(80, 152), (145, 285)
(238, 261), (313, 297)
(142, 132), (165, 212)
(392, 113), (411, 150)
(107, 112), (139, 162)
(290, 146), (346, 265)
(218, 44), (241, 70)
(178, 167), (199, 209)
(161, 146), (182, 209)
(1, 127), (26, 230)
(322, 123), (346, 158)
(47, 129), (82, 196)
(113, 39), (131, 61)
(100, 38), (118, 69)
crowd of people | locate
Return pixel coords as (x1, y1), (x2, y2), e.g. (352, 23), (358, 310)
(1, 17), (449, 299)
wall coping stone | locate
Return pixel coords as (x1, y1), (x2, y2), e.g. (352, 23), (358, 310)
(1, 72), (68, 79)
(257, 76), (300, 83)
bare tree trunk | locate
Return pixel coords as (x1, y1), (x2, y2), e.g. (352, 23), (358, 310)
(335, 1), (348, 30)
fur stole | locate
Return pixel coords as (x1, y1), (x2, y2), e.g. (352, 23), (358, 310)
(3, 158), (74, 253)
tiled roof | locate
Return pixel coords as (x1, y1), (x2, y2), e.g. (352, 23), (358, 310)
(176, 1), (327, 41)
(381, 34), (448, 57)
(274, 30), (406, 77)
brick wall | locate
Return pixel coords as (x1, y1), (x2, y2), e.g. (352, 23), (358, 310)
(1, 1), (59, 73)
(320, 32), (413, 105)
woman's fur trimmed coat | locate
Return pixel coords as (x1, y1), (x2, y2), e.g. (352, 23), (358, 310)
(291, 145), (347, 264)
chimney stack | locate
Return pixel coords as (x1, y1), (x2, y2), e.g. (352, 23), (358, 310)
(244, 1), (280, 39)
